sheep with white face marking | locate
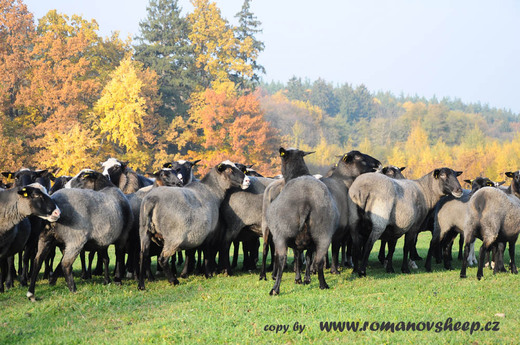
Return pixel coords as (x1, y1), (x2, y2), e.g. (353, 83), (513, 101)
(137, 161), (250, 290)
(425, 177), (499, 272)
(460, 170), (520, 280)
(26, 170), (132, 300)
(0, 184), (60, 292)
(349, 168), (463, 276)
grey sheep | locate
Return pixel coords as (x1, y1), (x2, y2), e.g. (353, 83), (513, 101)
(349, 168), (463, 276)
(425, 177), (499, 272)
(264, 147), (340, 295)
(26, 170), (133, 300)
(460, 170), (520, 280)
(0, 184), (60, 292)
(137, 161), (250, 290)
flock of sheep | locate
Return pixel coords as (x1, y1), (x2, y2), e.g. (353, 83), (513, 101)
(0, 148), (519, 298)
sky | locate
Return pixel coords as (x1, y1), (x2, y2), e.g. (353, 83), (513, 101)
(23, 0), (520, 114)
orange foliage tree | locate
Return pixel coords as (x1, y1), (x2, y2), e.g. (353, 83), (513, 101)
(183, 82), (280, 175)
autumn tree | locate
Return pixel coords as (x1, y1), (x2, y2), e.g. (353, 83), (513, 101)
(92, 56), (162, 171)
(187, 0), (255, 88)
(183, 81), (279, 174)
(134, 0), (196, 120)
(0, 0), (34, 118)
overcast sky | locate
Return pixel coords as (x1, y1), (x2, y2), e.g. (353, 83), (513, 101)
(23, 0), (520, 113)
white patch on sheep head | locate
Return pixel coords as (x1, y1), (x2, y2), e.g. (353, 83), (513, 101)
(65, 169), (95, 189)
(101, 158), (120, 177)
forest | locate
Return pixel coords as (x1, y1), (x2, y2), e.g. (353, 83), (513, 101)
(1, 0), (519, 182)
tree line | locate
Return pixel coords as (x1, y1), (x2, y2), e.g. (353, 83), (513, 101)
(1, 0), (519, 182)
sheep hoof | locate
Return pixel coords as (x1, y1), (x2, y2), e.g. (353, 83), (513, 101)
(295, 278), (302, 284)
(303, 279), (311, 285)
(460, 273), (467, 279)
(137, 284), (145, 291)
(358, 271), (366, 278)
(269, 289), (279, 296)
(320, 283), (330, 290)
(477, 275), (483, 281)
(386, 266), (395, 274)
(330, 269), (340, 275)
(26, 291), (35, 300)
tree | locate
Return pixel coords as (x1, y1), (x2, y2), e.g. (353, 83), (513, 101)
(187, 0), (255, 88)
(0, 0), (35, 118)
(134, 0), (196, 120)
(309, 78), (338, 116)
(233, 0), (265, 89)
(184, 81), (279, 174)
(92, 56), (162, 171)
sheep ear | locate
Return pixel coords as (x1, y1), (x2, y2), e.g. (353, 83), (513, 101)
(433, 169), (440, 179)
(497, 181), (506, 186)
(463, 179), (472, 185)
(456, 171), (463, 177)
(121, 161), (129, 169)
(192, 159), (201, 166)
(217, 164), (226, 173)
(163, 162), (173, 168)
(303, 151), (315, 156)
(505, 172), (514, 178)
(279, 147), (286, 157)
(400, 167), (406, 171)
(1, 172), (13, 179)
(382, 167), (388, 175)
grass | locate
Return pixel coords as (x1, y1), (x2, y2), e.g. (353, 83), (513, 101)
(1, 234), (518, 344)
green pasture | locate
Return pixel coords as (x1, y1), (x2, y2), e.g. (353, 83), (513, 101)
(1, 234), (518, 344)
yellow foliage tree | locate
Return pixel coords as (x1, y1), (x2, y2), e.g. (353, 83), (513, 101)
(188, 0), (253, 87)
(93, 56), (161, 171)
(38, 123), (101, 175)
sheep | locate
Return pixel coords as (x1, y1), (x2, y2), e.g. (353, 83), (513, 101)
(0, 184), (60, 292)
(460, 170), (520, 280)
(349, 167), (463, 276)
(26, 170), (133, 300)
(137, 161), (250, 290)
(320, 151), (382, 274)
(124, 167), (185, 280)
(1, 169), (56, 286)
(425, 177), (499, 272)
(218, 168), (274, 275)
(264, 147), (340, 295)
(101, 158), (153, 194)
(162, 159), (201, 186)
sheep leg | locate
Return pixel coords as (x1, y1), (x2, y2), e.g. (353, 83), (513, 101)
(270, 245), (287, 296)
(61, 243), (85, 293)
(330, 241), (341, 274)
(441, 231), (457, 270)
(378, 240), (387, 265)
(98, 248), (110, 285)
(220, 241), (233, 276)
(80, 250), (88, 279)
(314, 241), (330, 290)
(231, 239), (239, 269)
(457, 233), (464, 260)
(138, 232), (151, 291)
(477, 242), (489, 280)
(294, 249), (302, 284)
(260, 232), (271, 280)
(158, 252), (179, 286)
(114, 245), (125, 285)
(385, 238), (397, 273)
(5, 256), (15, 290)
(27, 233), (55, 300)
(303, 250), (312, 285)
(43, 244), (56, 280)
(410, 233), (422, 261)
(180, 249), (196, 278)
(0, 258), (7, 293)
(492, 242), (504, 274)
(460, 241), (471, 278)
(401, 232), (414, 274)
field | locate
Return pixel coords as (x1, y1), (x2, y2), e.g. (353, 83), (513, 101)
(1, 235), (518, 345)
